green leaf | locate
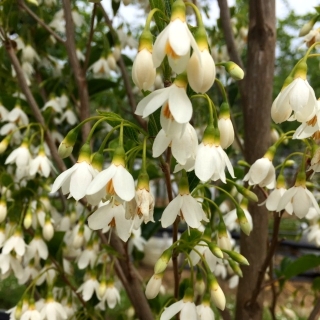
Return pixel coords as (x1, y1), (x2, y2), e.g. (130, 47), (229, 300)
(187, 171), (199, 193)
(148, 108), (161, 137)
(112, 0), (121, 16)
(88, 79), (118, 96)
(0, 172), (13, 188)
(47, 231), (65, 257)
(179, 228), (202, 246)
(312, 277), (320, 292)
(283, 254), (320, 279)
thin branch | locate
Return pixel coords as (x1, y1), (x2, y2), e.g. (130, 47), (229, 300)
(246, 211), (282, 308)
(83, 4), (97, 72)
(308, 297), (320, 320)
(98, 4), (147, 131)
(216, 0), (243, 69)
(3, 35), (66, 172)
(62, 0), (91, 141)
(17, 0), (65, 44)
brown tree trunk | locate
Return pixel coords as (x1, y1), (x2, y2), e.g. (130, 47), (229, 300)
(235, 1), (276, 319)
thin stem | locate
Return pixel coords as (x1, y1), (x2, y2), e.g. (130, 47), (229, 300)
(17, 0), (65, 44)
(84, 4), (97, 72)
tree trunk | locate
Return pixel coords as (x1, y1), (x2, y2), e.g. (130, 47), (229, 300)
(235, 1), (276, 319)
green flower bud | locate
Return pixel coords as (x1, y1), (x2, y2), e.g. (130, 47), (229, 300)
(154, 247), (172, 274)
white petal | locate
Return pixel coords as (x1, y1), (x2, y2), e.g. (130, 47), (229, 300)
(86, 165), (117, 195)
(180, 195), (202, 228)
(168, 86), (192, 124)
(88, 204), (114, 230)
(168, 20), (190, 56)
(153, 130), (171, 158)
(160, 300), (184, 320)
(161, 196), (182, 228)
(277, 187), (298, 212)
(70, 162), (94, 201)
(50, 166), (77, 194)
(113, 166), (135, 201)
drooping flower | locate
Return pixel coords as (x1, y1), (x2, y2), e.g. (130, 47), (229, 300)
(5, 142), (32, 168)
(40, 296), (67, 320)
(189, 241), (217, 272)
(86, 146), (135, 204)
(90, 57), (110, 78)
(161, 172), (208, 228)
(145, 273), (163, 299)
(152, 0), (199, 73)
(277, 183), (320, 219)
(77, 273), (100, 301)
(153, 123), (198, 165)
(218, 102), (234, 149)
(271, 64), (317, 123)
(51, 144), (96, 201)
(195, 126), (235, 183)
(160, 288), (197, 320)
(135, 74), (192, 124)
(29, 148), (52, 178)
(243, 157), (276, 189)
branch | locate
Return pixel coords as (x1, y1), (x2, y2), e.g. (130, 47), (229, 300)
(4, 36), (66, 173)
(246, 211), (282, 308)
(62, 0), (91, 141)
(308, 297), (320, 320)
(216, 0), (243, 68)
(98, 4), (147, 131)
(83, 4), (97, 72)
(99, 232), (154, 320)
(17, 0), (65, 44)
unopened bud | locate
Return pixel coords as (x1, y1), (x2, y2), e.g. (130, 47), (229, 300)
(0, 199), (7, 223)
(154, 247), (172, 274)
(299, 18), (317, 37)
(0, 136), (10, 154)
(208, 274), (226, 310)
(236, 207), (252, 236)
(223, 249), (249, 265)
(43, 216), (54, 241)
(228, 259), (243, 277)
(208, 243), (224, 259)
(224, 61), (244, 80)
(58, 129), (79, 158)
(235, 185), (258, 202)
(145, 273), (163, 299)
(23, 208), (32, 229)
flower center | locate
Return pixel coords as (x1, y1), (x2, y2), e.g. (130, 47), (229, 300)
(307, 115), (317, 127)
(108, 217), (116, 228)
(106, 180), (115, 195)
(165, 42), (179, 59)
(163, 103), (174, 120)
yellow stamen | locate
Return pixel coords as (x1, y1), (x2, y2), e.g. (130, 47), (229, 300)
(165, 42), (179, 59)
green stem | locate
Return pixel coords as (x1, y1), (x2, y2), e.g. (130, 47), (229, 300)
(185, 2), (203, 26)
(214, 78), (228, 102)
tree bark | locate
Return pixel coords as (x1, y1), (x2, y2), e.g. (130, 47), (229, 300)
(235, 1), (276, 319)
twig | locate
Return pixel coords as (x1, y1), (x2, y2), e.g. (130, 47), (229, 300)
(216, 0), (243, 69)
(17, 0), (65, 44)
(308, 297), (320, 320)
(246, 211), (282, 308)
(98, 4), (147, 131)
(3, 34), (66, 173)
(83, 4), (97, 72)
(268, 257), (277, 320)
(100, 232), (154, 320)
(62, 0), (91, 141)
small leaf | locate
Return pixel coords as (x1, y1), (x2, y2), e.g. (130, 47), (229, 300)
(283, 254), (320, 279)
(1, 172), (13, 188)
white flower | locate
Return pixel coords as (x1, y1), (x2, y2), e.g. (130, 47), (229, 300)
(57, 109), (77, 125)
(196, 302), (215, 320)
(0, 253), (24, 279)
(29, 152), (52, 178)
(40, 299), (67, 320)
(135, 188), (155, 223)
(153, 18), (199, 74)
(135, 82), (192, 124)
(51, 160), (97, 201)
(189, 241), (217, 272)
(223, 207), (253, 232)
(76, 245), (97, 269)
(77, 275), (99, 301)
(132, 48), (156, 91)
(25, 235), (48, 263)
(2, 230), (26, 256)
(5, 144), (31, 168)
(43, 96), (63, 113)
(265, 187), (291, 212)
(88, 201), (132, 242)
(187, 48), (215, 93)
(153, 123), (198, 165)
(21, 305), (41, 320)
(160, 297), (198, 320)
(90, 57), (110, 78)
(22, 44), (40, 64)
(104, 284), (121, 309)
(86, 163), (135, 203)
(271, 78), (316, 123)
(309, 147), (320, 177)
(277, 185), (320, 218)
(161, 193), (208, 228)
(243, 157), (275, 189)
(218, 117), (234, 149)
(195, 142), (235, 183)
(72, 10), (84, 27)
(0, 200), (7, 223)
(145, 273), (163, 299)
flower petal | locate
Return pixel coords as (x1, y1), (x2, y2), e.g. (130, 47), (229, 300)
(160, 300), (184, 320)
(161, 196), (182, 228)
(113, 166), (135, 201)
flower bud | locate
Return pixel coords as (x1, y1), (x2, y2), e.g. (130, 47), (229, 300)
(208, 243), (224, 259)
(78, 143), (91, 163)
(58, 129), (79, 158)
(0, 199), (7, 223)
(208, 274), (226, 310)
(224, 61), (244, 80)
(43, 215), (54, 241)
(154, 247), (172, 274)
(235, 185), (258, 203)
(0, 136), (10, 154)
(236, 206), (252, 236)
(98, 279), (107, 299)
(228, 259), (243, 277)
(91, 152), (104, 172)
(145, 273), (163, 299)
(23, 208), (32, 229)
(299, 17), (317, 37)
(223, 249), (249, 265)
